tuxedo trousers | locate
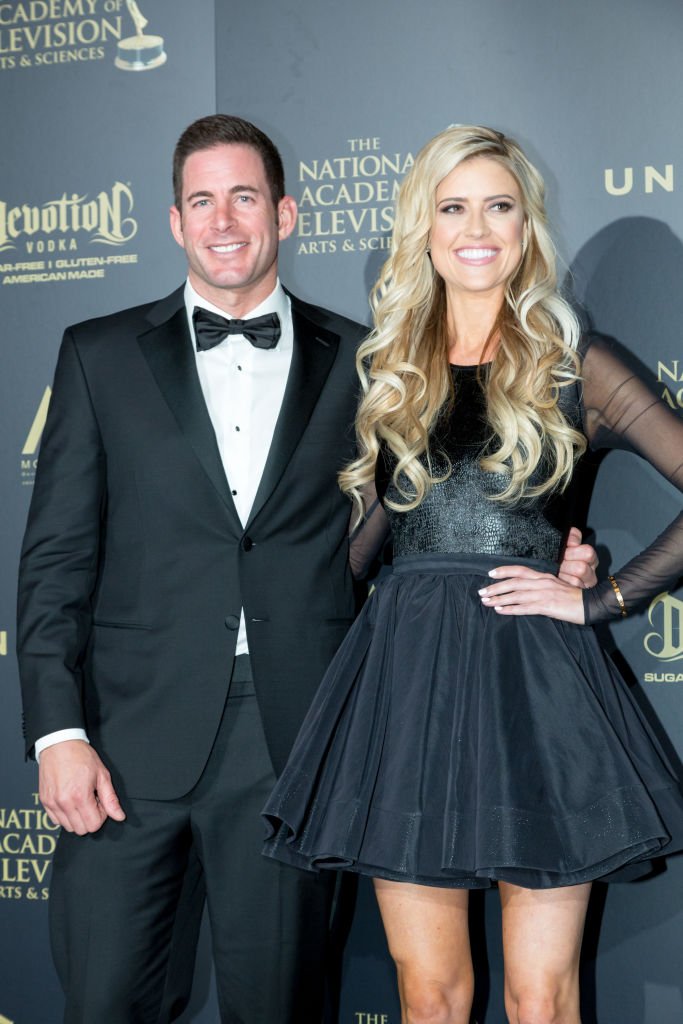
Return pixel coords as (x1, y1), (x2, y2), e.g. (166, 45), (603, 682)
(49, 657), (336, 1023)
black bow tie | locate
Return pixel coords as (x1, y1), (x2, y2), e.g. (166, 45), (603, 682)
(193, 307), (281, 351)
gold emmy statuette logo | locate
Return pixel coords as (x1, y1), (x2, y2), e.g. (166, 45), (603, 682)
(115, 0), (166, 72)
(0, 1014), (15, 1024)
(23, 388), (52, 456)
(644, 592), (683, 662)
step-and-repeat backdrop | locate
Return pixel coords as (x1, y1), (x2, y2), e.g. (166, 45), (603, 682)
(1, 1), (681, 1021)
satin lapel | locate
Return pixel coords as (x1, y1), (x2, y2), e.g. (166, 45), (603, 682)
(247, 304), (340, 526)
(137, 297), (241, 526)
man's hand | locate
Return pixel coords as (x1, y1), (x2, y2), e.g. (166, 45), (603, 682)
(557, 526), (598, 588)
(39, 740), (126, 834)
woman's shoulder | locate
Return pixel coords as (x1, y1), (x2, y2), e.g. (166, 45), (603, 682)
(578, 331), (656, 391)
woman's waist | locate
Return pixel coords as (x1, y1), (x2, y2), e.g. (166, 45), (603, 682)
(392, 552), (558, 576)
(387, 508), (564, 565)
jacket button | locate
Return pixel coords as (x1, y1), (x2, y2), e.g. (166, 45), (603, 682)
(241, 536), (253, 552)
(224, 615), (240, 630)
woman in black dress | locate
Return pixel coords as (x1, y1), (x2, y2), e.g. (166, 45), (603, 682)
(263, 126), (683, 1023)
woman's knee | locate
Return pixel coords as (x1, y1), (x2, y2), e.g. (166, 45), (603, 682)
(504, 980), (578, 1024)
(398, 968), (473, 1024)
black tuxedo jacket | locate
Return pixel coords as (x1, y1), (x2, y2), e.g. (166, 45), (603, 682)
(17, 287), (366, 799)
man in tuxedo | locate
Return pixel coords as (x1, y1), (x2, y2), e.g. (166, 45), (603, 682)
(17, 113), (596, 1023)
(17, 114), (366, 1023)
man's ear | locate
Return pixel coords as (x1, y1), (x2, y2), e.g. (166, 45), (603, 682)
(169, 205), (185, 249)
(276, 195), (298, 241)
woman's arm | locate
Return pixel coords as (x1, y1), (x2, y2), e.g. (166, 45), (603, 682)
(477, 335), (683, 623)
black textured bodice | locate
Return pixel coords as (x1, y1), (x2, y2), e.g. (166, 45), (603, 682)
(383, 364), (581, 564)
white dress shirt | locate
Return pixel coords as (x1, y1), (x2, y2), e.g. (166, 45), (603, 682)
(187, 279), (293, 653)
(35, 280), (294, 759)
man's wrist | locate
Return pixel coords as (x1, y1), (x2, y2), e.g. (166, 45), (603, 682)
(35, 729), (90, 762)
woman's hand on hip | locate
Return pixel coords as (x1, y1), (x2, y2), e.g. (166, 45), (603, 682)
(478, 564), (586, 624)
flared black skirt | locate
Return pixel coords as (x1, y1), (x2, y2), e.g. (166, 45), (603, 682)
(262, 554), (683, 888)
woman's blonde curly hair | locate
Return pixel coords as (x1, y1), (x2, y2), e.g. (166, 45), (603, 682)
(339, 124), (586, 518)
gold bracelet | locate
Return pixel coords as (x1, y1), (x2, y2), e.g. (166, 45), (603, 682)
(607, 575), (627, 617)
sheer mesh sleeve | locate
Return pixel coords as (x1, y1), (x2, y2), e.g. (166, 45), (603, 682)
(348, 481), (390, 580)
(580, 334), (683, 623)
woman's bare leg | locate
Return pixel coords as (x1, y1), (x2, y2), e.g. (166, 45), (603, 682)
(499, 881), (591, 1024)
(373, 878), (474, 1024)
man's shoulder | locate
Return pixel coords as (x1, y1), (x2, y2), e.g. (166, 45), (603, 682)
(65, 286), (185, 342)
(287, 290), (367, 342)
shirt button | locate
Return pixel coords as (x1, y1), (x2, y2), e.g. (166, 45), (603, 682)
(224, 614), (240, 630)
(241, 536), (253, 552)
